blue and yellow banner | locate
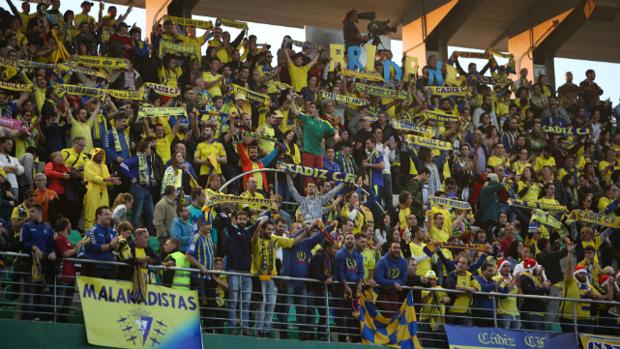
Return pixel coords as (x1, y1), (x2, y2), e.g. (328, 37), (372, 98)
(565, 209), (620, 229)
(358, 290), (423, 349)
(77, 276), (202, 349)
(445, 325), (578, 349)
(579, 333), (620, 349)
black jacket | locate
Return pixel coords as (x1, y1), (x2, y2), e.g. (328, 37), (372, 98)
(519, 273), (549, 313)
(536, 247), (568, 284)
(309, 251), (335, 293)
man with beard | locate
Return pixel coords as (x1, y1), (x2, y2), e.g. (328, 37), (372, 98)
(103, 114), (130, 169)
(82, 206), (120, 279)
(335, 232), (364, 342)
(473, 94), (498, 130)
(374, 241), (408, 313)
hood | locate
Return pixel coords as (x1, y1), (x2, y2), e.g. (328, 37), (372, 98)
(90, 147), (106, 164)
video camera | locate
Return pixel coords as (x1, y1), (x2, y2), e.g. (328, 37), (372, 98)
(356, 11), (397, 46)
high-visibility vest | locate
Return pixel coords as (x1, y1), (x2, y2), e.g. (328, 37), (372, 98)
(170, 251), (191, 290)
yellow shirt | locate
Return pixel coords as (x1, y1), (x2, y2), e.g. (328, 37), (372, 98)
(409, 241), (431, 277)
(194, 141), (225, 176)
(430, 226), (450, 243)
(251, 235), (294, 275)
(361, 248), (376, 282)
(534, 155), (556, 172)
(158, 66), (182, 88)
(239, 191), (266, 221)
(517, 181), (540, 203)
(560, 276), (600, 320)
(487, 155), (510, 169)
(398, 207), (411, 231)
(155, 131), (175, 164)
(71, 118), (96, 152)
(420, 286), (448, 328)
(208, 40), (230, 64)
(449, 271), (478, 314)
(288, 62), (311, 92)
(61, 147), (89, 171)
(74, 13), (95, 27)
(256, 125), (276, 155)
(493, 275), (519, 316)
(202, 71), (223, 97)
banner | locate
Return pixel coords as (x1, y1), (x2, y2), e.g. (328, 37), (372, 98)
(440, 242), (487, 252)
(420, 109), (460, 122)
(353, 82), (408, 99)
(358, 290), (423, 349)
(392, 120), (438, 137)
(217, 18), (249, 30)
(204, 193), (276, 209)
(427, 86), (470, 97)
(453, 51), (491, 59)
(231, 84), (270, 106)
(71, 55), (129, 70)
(278, 162), (358, 185)
(429, 196), (472, 210)
(164, 15), (213, 30)
(530, 208), (562, 230)
(77, 276), (202, 349)
(543, 125), (589, 136)
(341, 69), (384, 82)
(0, 57), (55, 70)
(105, 89), (144, 101)
(444, 325), (578, 349)
(239, 131), (278, 144)
(0, 81), (33, 92)
(565, 209), (620, 229)
(509, 199), (568, 213)
(159, 40), (200, 60)
(138, 107), (187, 119)
(58, 63), (109, 78)
(320, 91), (367, 106)
(580, 333), (620, 349)
(406, 135), (453, 151)
(55, 84), (105, 98)
(142, 82), (181, 97)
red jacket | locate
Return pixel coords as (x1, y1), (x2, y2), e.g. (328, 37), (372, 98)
(237, 143), (268, 191)
(44, 161), (70, 196)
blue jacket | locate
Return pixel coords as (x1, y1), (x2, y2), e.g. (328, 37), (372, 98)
(82, 224), (117, 262)
(374, 254), (408, 287)
(104, 128), (130, 164)
(336, 247), (364, 283)
(119, 155), (155, 187)
(171, 217), (196, 253)
(472, 275), (498, 310)
(281, 230), (325, 278)
(20, 221), (54, 253)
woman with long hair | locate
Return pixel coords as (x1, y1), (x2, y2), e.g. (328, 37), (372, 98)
(112, 192), (134, 227)
(283, 129), (301, 164)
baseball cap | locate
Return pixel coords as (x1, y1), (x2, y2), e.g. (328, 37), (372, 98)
(81, 1), (94, 7)
(302, 41), (313, 50)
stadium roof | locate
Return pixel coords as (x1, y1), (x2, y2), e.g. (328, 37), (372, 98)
(120, 0), (620, 63)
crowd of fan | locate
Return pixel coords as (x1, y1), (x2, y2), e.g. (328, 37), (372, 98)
(1, 0), (620, 343)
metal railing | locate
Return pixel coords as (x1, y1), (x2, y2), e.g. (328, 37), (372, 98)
(1, 251), (620, 347)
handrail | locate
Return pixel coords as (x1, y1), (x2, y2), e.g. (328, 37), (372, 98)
(3, 251), (619, 306)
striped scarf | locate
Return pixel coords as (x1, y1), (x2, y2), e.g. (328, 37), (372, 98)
(137, 153), (154, 187)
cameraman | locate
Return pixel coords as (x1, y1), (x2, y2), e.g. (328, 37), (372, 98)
(342, 10), (368, 48)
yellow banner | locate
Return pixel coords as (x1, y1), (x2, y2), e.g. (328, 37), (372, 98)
(231, 84), (271, 106)
(71, 55), (129, 70)
(217, 18), (248, 30)
(55, 84), (105, 98)
(142, 82), (181, 97)
(320, 91), (367, 106)
(420, 109), (460, 122)
(138, 107), (187, 119)
(427, 86), (470, 97)
(579, 333), (620, 349)
(0, 81), (33, 92)
(509, 199), (568, 213)
(531, 209), (562, 230)
(106, 89), (144, 101)
(159, 41), (200, 61)
(77, 276), (202, 349)
(392, 120), (437, 137)
(543, 126), (589, 136)
(57, 63), (108, 78)
(143, 83), (180, 97)
(406, 135), (452, 151)
(565, 210), (620, 229)
(429, 196), (472, 210)
(165, 15), (213, 30)
(342, 69), (384, 82)
(204, 193), (276, 209)
(329, 44), (346, 72)
(353, 83), (408, 99)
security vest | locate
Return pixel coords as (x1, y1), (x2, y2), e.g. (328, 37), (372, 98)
(170, 251), (191, 290)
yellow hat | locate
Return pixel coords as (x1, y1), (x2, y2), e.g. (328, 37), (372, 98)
(425, 270), (437, 279)
(234, 93), (248, 102)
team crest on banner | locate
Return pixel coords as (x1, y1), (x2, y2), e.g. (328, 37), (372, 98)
(77, 276), (202, 349)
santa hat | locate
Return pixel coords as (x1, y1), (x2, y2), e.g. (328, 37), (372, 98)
(599, 274), (612, 287)
(497, 258), (511, 272)
(523, 258), (537, 272)
(574, 265), (588, 276)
